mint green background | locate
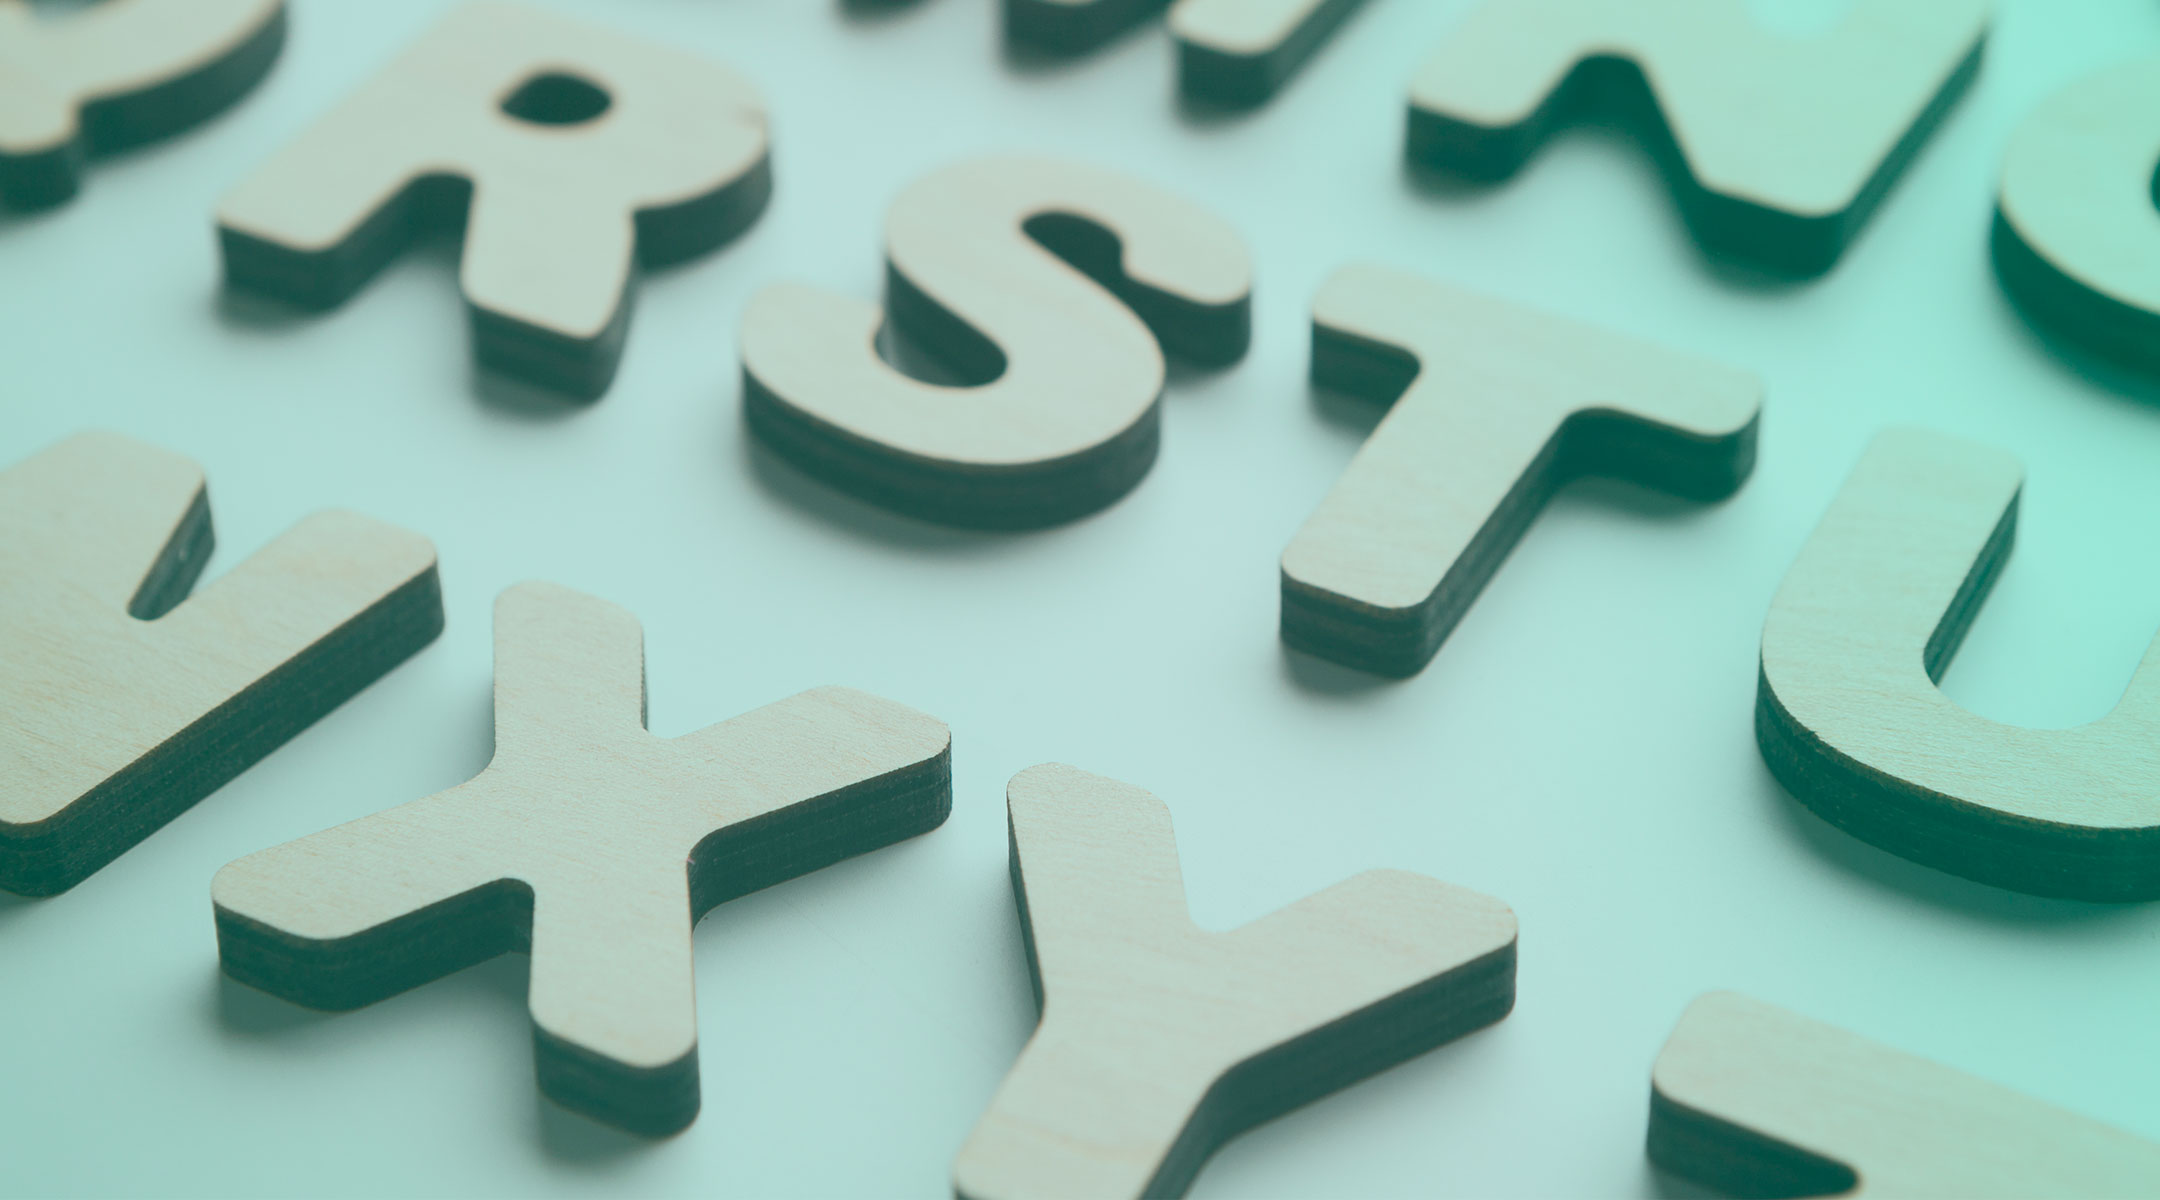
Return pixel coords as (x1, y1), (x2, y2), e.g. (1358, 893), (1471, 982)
(3, 1), (2158, 1195)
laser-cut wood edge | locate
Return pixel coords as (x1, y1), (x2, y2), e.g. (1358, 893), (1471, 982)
(1990, 55), (2160, 379)
(1646, 991), (2160, 1198)
(0, 0), (286, 210)
(0, 431), (442, 897)
(1279, 291), (1760, 679)
(740, 170), (1251, 531)
(1402, 11), (1987, 276)
(1000, 0), (1364, 108)
(1756, 430), (2160, 901)
(219, 169), (772, 403)
(958, 764), (1519, 1199)
(211, 630), (952, 1137)
(1993, 208), (2160, 379)
(214, 5), (773, 401)
(1171, 0), (1370, 109)
(1002, 0), (1170, 56)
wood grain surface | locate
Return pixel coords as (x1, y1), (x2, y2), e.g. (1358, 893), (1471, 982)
(1406, 0), (1989, 274)
(954, 763), (1517, 1199)
(1650, 991), (2160, 1197)
(0, 0), (284, 209)
(743, 153), (1249, 529)
(1281, 262), (1760, 677)
(216, 1), (770, 398)
(0, 431), (440, 896)
(212, 582), (951, 1136)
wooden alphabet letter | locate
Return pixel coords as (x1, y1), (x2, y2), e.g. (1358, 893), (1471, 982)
(1757, 428), (2160, 900)
(1406, 0), (1989, 274)
(0, 432), (441, 897)
(999, 0), (1365, 105)
(954, 764), (1517, 1200)
(741, 155), (1250, 529)
(1650, 992), (2160, 1198)
(0, 0), (283, 209)
(1281, 263), (1760, 678)
(1170, 0), (1368, 107)
(1994, 54), (2160, 376)
(212, 582), (951, 1136)
(215, 1), (771, 399)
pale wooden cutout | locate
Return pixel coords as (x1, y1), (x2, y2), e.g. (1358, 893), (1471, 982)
(999, 0), (1365, 105)
(1406, 0), (1989, 275)
(1170, 0), (1367, 107)
(0, 432), (440, 897)
(1650, 992), (2160, 1198)
(215, 1), (770, 400)
(212, 582), (951, 1136)
(1994, 53), (2160, 376)
(741, 154), (1250, 530)
(1281, 263), (1760, 678)
(954, 763), (1518, 1200)
(1758, 428), (2160, 900)
(0, 0), (283, 210)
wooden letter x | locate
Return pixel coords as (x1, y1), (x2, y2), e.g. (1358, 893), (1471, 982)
(211, 583), (951, 1136)
(1281, 263), (1760, 678)
(954, 764), (1517, 1199)
(1650, 992), (2160, 1197)
(0, 432), (440, 897)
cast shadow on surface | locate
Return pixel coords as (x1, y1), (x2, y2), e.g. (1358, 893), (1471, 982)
(996, 11), (1166, 80)
(1638, 1160), (1726, 1199)
(211, 949), (528, 1035)
(1171, 76), (1292, 132)
(837, 0), (934, 23)
(739, 432), (1019, 557)
(1285, 372), (1719, 699)
(735, 298), (1213, 557)
(1987, 277), (2160, 412)
(1749, 760), (2150, 930)
(1397, 116), (1825, 298)
(209, 953), (648, 1164)
(1195, 1012), (1514, 1193)
(212, 225), (596, 420)
(0, 112), (229, 231)
(0, 888), (37, 928)
(0, 194), (74, 235)
(1277, 644), (1403, 698)
(205, 231), (601, 420)
(211, 210), (763, 422)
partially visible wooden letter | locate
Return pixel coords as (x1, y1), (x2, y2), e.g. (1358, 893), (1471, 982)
(1281, 263), (1760, 678)
(0, 0), (283, 209)
(742, 155), (1250, 529)
(213, 583), (951, 1136)
(1650, 992), (2160, 1198)
(1406, 0), (1988, 274)
(1002, 0), (1365, 106)
(216, 1), (770, 399)
(954, 764), (1517, 1200)
(1994, 54), (2160, 376)
(0, 432), (441, 896)
(1758, 428), (2160, 900)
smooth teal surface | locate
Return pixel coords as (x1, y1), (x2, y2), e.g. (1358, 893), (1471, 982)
(2, 1), (2158, 1195)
